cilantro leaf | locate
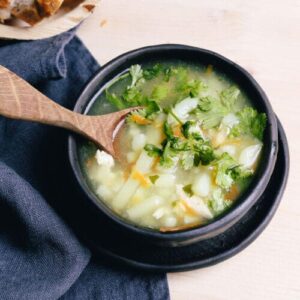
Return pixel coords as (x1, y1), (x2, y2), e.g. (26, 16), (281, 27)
(144, 144), (163, 157)
(144, 100), (161, 117)
(230, 107), (267, 140)
(105, 90), (126, 109)
(214, 153), (239, 190)
(122, 86), (144, 106)
(176, 78), (206, 98)
(143, 64), (163, 80)
(182, 120), (202, 140)
(163, 67), (173, 82)
(209, 189), (230, 215)
(159, 141), (178, 168)
(163, 121), (175, 140)
(151, 84), (169, 101)
(194, 142), (215, 165)
(129, 64), (143, 88)
(181, 151), (195, 170)
(192, 97), (228, 129)
(214, 153), (252, 190)
(220, 86), (240, 110)
(198, 96), (212, 112)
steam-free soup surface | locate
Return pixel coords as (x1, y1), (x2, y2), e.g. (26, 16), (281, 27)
(79, 62), (266, 231)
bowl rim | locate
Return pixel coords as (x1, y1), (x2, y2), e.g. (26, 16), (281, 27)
(68, 44), (278, 242)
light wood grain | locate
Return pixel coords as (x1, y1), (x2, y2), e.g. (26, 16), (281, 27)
(78, 1), (300, 299)
(0, 0), (99, 40)
(0, 66), (133, 156)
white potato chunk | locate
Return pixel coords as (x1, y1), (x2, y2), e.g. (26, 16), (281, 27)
(95, 150), (114, 168)
(161, 215), (177, 227)
(112, 178), (140, 210)
(239, 144), (262, 169)
(91, 166), (115, 185)
(184, 196), (213, 219)
(131, 133), (146, 151)
(155, 174), (176, 188)
(152, 207), (169, 219)
(135, 150), (155, 173)
(126, 196), (163, 219)
(176, 184), (213, 219)
(183, 215), (200, 225)
(113, 151), (155, 209)
(222, 113), (239, 128)
(169, 97), (199, 123)
(96, 185), (113, 201)
(192, 173), (211, 197)
(128, 125), (140, 137)
(146, 126), (161, 145)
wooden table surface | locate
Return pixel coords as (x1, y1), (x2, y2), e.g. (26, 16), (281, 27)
(78, 1), (300, 299)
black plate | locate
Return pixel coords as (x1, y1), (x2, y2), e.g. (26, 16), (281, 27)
(86, 119), (289, 272)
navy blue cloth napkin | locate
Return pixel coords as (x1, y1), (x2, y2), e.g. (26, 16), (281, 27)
(0, 30), (169, 300)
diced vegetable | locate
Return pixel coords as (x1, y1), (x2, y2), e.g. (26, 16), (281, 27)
(126, 196), (163, 219)
(192, 173), (211, 197)
(82, 62), (266, 230)
(131, 133), (146, 151)
(239, 144), (262, 169)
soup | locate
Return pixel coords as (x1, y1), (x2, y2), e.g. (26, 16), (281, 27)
(78, 61), (267, 231)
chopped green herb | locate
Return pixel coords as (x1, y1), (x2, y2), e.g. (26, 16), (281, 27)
(129, 64), (144, 88)
(122, 86), (144, 106)
(163, 67), (172, 82)
(149, 175), (159, 184)
(198, 97), (213, 112)
(220, 86), (240, 110)
(176, 78), (206, 98)
(163, 121), (175, 140)
(214, 153), (252, 190)
(230, 107), (267, 140)
(183, 184), (193, 196)
(151, 84), (169, 101)
(143, 64), (163, 80)
(181, 151), (195, 170)
(209, 189), (230, 215)
(160, 141), (178, 168)
(144, 144), (163, 157)
(182, 120), (202, 139)
(105, 90), (126, 109)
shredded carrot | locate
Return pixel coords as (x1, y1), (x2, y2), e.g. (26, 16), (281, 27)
(154, 122), (163, 129)
(85, 157), (94, 168)
(206, 64), (213, 76)
(160, 222), (199, 232)
(151, 156), (161, 171)
(131, 114), (151, 125)
(173, 124), (183, 137)
(180, 200), (199, 217)
(132, 169), (150, 187)
(225, 184), (239, 201)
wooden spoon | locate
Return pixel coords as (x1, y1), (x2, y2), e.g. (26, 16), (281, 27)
(0, 65), (135, 157)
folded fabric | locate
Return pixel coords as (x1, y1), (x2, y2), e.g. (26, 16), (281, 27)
(0, 30), (169, 300)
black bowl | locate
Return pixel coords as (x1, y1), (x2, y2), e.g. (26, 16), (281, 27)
(68, 44), (278, 247)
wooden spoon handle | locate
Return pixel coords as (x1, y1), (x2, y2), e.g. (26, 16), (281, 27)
(0, 65), (135, 157)
(0, 65), (83, 131)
